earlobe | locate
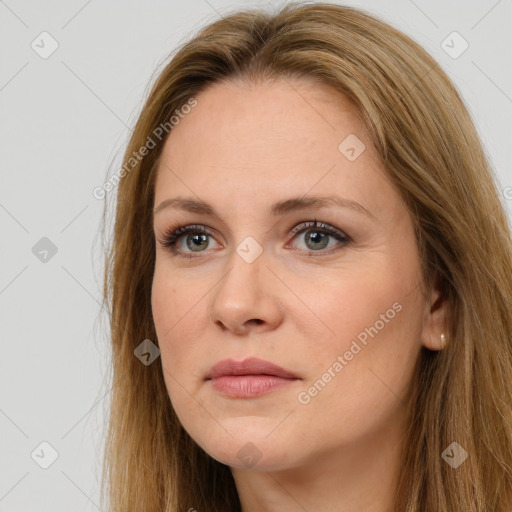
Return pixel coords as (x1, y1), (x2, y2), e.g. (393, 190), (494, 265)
(421, 288), (449, 351)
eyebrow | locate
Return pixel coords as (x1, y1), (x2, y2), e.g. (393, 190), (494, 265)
(153, 195), (375, 220)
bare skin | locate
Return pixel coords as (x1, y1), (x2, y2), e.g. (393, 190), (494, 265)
(151, 77), (447, 512)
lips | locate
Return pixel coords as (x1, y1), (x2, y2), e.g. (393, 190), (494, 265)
(205, 357), (299, 380)
(205, 357), (300, 398)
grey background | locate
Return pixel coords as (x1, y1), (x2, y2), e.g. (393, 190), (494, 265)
(0, 0), (510, 510)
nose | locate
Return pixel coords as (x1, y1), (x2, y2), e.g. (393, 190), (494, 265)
(208, 245), (284, 335)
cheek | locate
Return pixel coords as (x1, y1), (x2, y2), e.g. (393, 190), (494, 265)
(151, 275), (194, 420)
(151, 265), (209, 399)
(290, 275), (422, 451)
(151, 268), (189, 371)
(293, 261), (408, 347)
(296, 260), (423, 395)
(151, 261), (195, 340)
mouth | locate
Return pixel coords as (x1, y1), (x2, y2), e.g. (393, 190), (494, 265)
(205, 357), (301, 398)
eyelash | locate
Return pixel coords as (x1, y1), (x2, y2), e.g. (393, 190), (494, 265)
(156, 219), (352, 259)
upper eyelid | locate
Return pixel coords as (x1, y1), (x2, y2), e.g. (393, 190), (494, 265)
(289, 220), (347, 236)
(153, 202), (370, 238)
(161, 220), (345, 238)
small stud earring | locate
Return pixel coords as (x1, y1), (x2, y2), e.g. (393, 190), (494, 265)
(441, 333), (446, 343)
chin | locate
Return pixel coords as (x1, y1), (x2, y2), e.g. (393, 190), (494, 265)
(192, 428), (298, 471)
(209, 445), (293, 472)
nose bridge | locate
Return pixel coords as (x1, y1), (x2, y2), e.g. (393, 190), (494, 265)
(215, 238), (267, 305)
(209, 238), (282, 332)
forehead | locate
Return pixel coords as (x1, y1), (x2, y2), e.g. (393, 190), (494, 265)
(153, 78), (394, 218)
(159, 78), (369, 163)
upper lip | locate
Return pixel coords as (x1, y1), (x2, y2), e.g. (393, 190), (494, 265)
(206, 357), (299, 380)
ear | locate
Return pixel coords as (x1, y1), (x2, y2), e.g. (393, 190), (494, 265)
(421, 285), (449, 351)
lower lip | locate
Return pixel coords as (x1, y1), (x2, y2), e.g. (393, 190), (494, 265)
(208, 375), (299, 398)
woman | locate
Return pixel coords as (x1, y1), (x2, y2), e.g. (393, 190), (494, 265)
(99, 2), (512, 511)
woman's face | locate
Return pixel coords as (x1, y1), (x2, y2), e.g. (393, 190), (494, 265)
(151, 78), (441, 471)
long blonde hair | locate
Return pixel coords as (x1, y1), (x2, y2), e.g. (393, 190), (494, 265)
(99, 2), (512, 510)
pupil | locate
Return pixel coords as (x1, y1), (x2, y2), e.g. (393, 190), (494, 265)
(307, 231), (328, 250)
(187, 233), (208, 251)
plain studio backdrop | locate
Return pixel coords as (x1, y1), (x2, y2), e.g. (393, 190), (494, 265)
(0, 0), (511, 510)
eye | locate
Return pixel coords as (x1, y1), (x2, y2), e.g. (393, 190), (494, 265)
(156, 223), (220, 258)
(156, 219), (352, 258)
(286, 220), (352, 255)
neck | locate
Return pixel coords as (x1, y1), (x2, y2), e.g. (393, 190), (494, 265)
(231, 412), (406, 512)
